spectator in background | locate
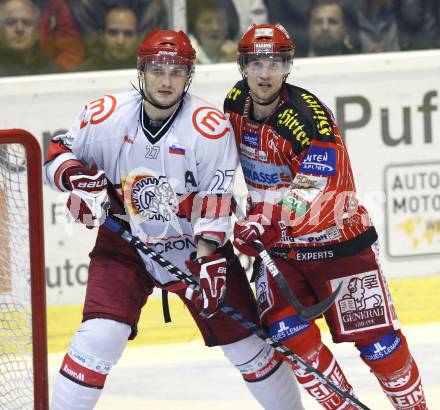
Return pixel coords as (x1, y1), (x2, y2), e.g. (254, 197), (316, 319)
(0, 0), (62, 76)
(356, 0), (400, 53)
(38, 0), (86, 70)
(76, 7), (138, 71)
(263, 0), (310, 57)
(395, 0), (438, 51)
(171, 0), (267, 39)
(67, 0), (168, 54)
(257, 0), (310, 57)
(187, 0), (239, 64)
(231, 0), (268, 36)
(307, 0), (360, 56)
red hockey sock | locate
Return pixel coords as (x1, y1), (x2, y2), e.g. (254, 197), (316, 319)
(267, 307), (356, 410)
(358, 331), (427, 409)
(290, 341), (356, 410)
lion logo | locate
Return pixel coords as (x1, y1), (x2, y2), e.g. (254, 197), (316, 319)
(343, 277), (383, 311)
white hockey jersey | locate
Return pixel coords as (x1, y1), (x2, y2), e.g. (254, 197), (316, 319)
(44, 91), (238, 285)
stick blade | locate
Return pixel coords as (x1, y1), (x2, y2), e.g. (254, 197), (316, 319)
(297, 281), (342, 321)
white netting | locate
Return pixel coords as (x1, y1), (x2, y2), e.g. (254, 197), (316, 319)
(0, 143), (34, 410)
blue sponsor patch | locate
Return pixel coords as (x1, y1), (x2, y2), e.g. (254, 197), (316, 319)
(240, 157), (292, 187)
(243, 131), (260, 148)
(242, 166), (279, 185)
(300, 145), (336, 176)
(268, 315), (310, 342)
(357, 332), (402, 361)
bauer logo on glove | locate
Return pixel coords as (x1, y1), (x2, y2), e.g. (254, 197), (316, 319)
(185, 253), (227, 318)
(65, 168), (110, 229)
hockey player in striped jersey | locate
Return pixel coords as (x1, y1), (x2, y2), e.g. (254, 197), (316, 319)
(226, 23), (428, 409)
(45, 28), (303, 409)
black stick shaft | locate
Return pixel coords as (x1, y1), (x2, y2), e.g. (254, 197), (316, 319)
(103, 216), (370, 410)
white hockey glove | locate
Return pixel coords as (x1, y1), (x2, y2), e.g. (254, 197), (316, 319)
(185, 253), (227, 318)
(65, 168), (109, 229)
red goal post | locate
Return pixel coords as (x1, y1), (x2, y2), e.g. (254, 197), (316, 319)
(0, 129), (48, 410)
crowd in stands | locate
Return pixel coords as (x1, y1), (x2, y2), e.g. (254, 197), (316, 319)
(0, 0), (439, 76)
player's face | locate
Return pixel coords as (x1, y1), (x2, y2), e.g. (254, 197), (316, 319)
(244, 57), (287, 104)
(143, 63), (190, 107)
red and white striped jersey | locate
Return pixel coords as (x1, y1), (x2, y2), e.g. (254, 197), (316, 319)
(224, 80), (374, 250)
(44, 90), (237, 285)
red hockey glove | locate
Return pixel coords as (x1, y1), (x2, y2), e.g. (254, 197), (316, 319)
(233, 202), (285, 257)
(65, 168), (109, 229)
(185, 253), (227, 318)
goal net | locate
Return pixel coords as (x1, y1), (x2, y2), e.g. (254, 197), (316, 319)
(0, 129), (48, 410)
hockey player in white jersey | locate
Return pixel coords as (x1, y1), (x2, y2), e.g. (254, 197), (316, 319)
(44, 28), (304, 409)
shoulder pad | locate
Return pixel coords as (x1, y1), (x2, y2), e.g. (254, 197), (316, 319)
(287, 84), (336, 143)
(224, 79), (248, 115)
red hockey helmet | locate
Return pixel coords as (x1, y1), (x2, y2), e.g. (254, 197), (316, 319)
(238, 24), (295, 76)
(137, 28), (196, 72)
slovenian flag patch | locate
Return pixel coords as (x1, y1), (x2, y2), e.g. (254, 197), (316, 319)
(169, 144), (185, 155)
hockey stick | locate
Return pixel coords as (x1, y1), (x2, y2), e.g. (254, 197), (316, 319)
(232, 197), (342, 320)
(103, 215), (370, 410)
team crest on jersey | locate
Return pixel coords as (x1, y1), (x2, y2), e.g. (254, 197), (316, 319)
(267, 138), (279, 153)
(124, 174), (178, 222)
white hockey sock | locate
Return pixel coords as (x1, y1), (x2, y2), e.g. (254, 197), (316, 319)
(222, 334), (304, 410)
(245, 360), (304, 410)
(50, 318), (131, 410)
(51, 374), (102, 410)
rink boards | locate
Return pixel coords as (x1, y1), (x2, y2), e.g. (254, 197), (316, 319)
(1, 50), (440, 308)
(47, 274), (440, 353)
